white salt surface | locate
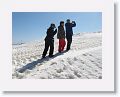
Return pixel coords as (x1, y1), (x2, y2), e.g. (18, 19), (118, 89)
(12, 32), (102, 79)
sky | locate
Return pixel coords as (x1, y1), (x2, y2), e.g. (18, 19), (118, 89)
(12, 12), (102, 43)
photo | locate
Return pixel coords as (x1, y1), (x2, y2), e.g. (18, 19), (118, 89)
(12, 12), (102, 79)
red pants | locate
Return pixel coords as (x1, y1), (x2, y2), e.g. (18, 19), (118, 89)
(58, 39), (66, 52)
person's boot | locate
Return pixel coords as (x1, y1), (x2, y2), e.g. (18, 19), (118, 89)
(58, 50), (61, 53)
(49, 55), (54, 58)
(66, 48), (70, 51)
(42, 55), (46, 59)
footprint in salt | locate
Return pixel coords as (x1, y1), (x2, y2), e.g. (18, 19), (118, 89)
(83, 54), (87, 56)
(50, 62), (57, 66)
(57, 69), (63, 73)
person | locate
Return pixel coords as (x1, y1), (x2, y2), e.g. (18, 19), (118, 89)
(65, 19), (76, 51)
(42, 23), (57, 58)
(57, 21), (66, 53)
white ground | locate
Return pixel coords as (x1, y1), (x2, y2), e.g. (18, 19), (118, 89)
(12, 32), (102, 79)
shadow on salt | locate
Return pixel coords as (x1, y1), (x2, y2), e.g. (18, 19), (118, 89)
(18, 50), (68, 73)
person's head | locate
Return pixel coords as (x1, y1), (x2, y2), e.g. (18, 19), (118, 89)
(50, 23), (56, 29)
(67, 19), (70, 23)
(60, 21), (64, 26)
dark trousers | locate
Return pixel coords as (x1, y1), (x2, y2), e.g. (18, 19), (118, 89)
(42, 40), (54, 57)
(66, 36), (72, 50)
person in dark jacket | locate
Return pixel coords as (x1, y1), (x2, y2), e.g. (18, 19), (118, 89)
(57, 21), (66, 53)
(42, 23), (57, 58)
(65, 19), (76, 51)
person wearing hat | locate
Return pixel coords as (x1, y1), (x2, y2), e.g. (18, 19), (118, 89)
(65, 19), (76, 51)
(42, 23), (57, 58)
(57, 21), (66, 53)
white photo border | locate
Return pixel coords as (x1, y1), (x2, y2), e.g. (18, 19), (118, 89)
(0, 0), (114, 91)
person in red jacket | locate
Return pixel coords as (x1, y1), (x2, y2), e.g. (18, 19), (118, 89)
(57, 21), (66, 53)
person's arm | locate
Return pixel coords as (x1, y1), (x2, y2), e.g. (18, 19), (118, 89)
(57, 27), (60, 39)
(54, 28), (57, 35)
(65, 23), (67, 27)
(72, 21), (76, 27)
(46, 29), (49, 35)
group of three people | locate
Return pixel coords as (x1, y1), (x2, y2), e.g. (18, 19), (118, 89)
(42, 19), (76, 58)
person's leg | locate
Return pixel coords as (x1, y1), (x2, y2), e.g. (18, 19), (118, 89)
(49, 40), (54, 57)
(61, 39), (66, 51)
(66, 36), (72, 51)
(63, 39), (66, 50)
(68, 36), (72, 50)
(66, 37), (69, 50)
(42, 40), (49, 58)
(58, 39), (62, 52)
(69, 36), (72, 48)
